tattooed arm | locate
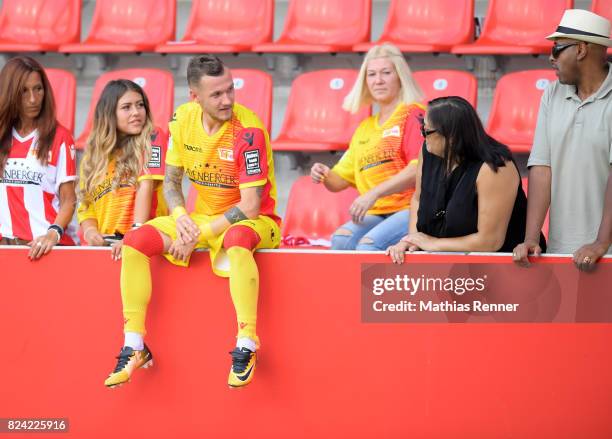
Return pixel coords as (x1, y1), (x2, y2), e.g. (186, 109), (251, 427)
(163, 164), (186, 212)
(163, 164), (199, 244)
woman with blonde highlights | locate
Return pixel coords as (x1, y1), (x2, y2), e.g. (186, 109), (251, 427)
(310, 43), (425, 250)
(78, 79), (168, 260)
(0, 56), (78, 259)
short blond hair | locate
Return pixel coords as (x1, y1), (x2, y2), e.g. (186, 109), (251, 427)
(343, 43), (423, 114)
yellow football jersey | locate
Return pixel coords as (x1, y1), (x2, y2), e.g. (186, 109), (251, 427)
(167, 102), (280, 224)
(332, 102), (425, 215)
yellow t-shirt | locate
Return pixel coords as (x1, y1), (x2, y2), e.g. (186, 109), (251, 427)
(167, 102), (280, 225)
(332, 102), (425, 215)
(77, 128), (168, 235)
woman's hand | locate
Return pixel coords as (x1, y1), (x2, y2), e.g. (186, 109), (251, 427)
(385, 241), (410, 264)
(84, 227), (105, 246)
(28, 230), (60, 260)
(350, 191), (378, 224)
(111, 240), (124, 261)
(402, 232), (438, 252)
(310, 163), (330, 184)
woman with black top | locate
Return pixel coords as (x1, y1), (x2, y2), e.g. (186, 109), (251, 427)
(386, 96), (545, 263)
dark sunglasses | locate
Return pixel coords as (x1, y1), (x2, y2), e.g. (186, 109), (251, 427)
(420, 126), (437, 137)
(551, 42), (579, 58)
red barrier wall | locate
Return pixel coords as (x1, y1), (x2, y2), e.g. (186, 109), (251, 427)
(1, 248), (611, 438)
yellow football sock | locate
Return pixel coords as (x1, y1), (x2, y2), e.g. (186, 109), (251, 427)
(227, 246), (260, 347)
(121, 245), (152, 336)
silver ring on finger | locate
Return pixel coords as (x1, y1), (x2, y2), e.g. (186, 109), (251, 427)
(36, 241), (43, 247)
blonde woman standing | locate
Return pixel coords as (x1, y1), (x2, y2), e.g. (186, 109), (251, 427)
(78, 79), (167, 260)
(310, 43), (425, 251)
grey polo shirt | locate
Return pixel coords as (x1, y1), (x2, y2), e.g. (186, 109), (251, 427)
(528, 63), (612, 254)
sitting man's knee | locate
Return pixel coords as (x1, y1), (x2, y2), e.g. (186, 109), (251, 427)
(223, 225), (260, 251)
(123, 225), (164, 257)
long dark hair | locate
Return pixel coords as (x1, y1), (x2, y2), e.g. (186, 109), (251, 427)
(426, 96), (512, 173)
(0, 56), (57, 173)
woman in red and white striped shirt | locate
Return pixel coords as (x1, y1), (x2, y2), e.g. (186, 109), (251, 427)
(0, 56), (78, 259)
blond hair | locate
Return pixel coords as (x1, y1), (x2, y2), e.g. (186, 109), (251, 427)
(343, 43), (423, 114)
(79, 80), (153, 207)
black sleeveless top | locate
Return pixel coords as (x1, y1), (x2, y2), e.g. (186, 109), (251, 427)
(417, 144), (546, 253)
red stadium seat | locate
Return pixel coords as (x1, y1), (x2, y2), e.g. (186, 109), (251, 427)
(521, 177), (550, 240)
(413, 70), (478, 108)
(487, 70), (557, 154)
(452, 0), (573, 55)
(0, 0), (80, 52)
(76, 69), (174, 150)
(354, 0), (474, 53)
(156, 0), (273, 53)
(273, 70), (370, 152)
(252, 0), (371, 53)
(232, 69), (273, 134)
(45, 68), (76, 134)
(59, 0), (175, 53)
(282, 176), (359, 246)
(591, 0), (612, 55)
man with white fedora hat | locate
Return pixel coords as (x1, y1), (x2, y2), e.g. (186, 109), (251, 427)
(514, 9), (612, 270)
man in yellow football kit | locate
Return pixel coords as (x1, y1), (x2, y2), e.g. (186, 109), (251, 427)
(104, 55), (281, 388)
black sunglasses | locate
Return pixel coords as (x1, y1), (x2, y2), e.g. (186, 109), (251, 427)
(551, 42), (579, 59)
(420, 126), (437, 137)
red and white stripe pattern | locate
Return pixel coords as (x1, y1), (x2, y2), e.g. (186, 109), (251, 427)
(0, 125), (78, 244)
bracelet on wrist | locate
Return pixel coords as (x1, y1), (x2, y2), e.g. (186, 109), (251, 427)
(131, 223), (143, 230)
(48, 224), (64, 242)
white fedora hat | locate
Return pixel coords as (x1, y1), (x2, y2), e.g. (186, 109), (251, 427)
(546, 9), (612, 48)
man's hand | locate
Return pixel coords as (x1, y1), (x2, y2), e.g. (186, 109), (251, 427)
(175, 213), (200, 245)
(168, 238), (197, 262)
(512, 240), (543, 267)
(573, 241), (609, 272)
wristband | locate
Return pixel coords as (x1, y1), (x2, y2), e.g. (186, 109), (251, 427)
(48, 224), (64, 241)
(131, 223), (143, 230)
(172, 206), (188, 221)
(199, 223), (216, 241)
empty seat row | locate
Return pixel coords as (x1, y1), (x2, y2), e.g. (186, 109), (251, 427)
(1, 0), (610, 54)
(47, 67), (552, 154)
